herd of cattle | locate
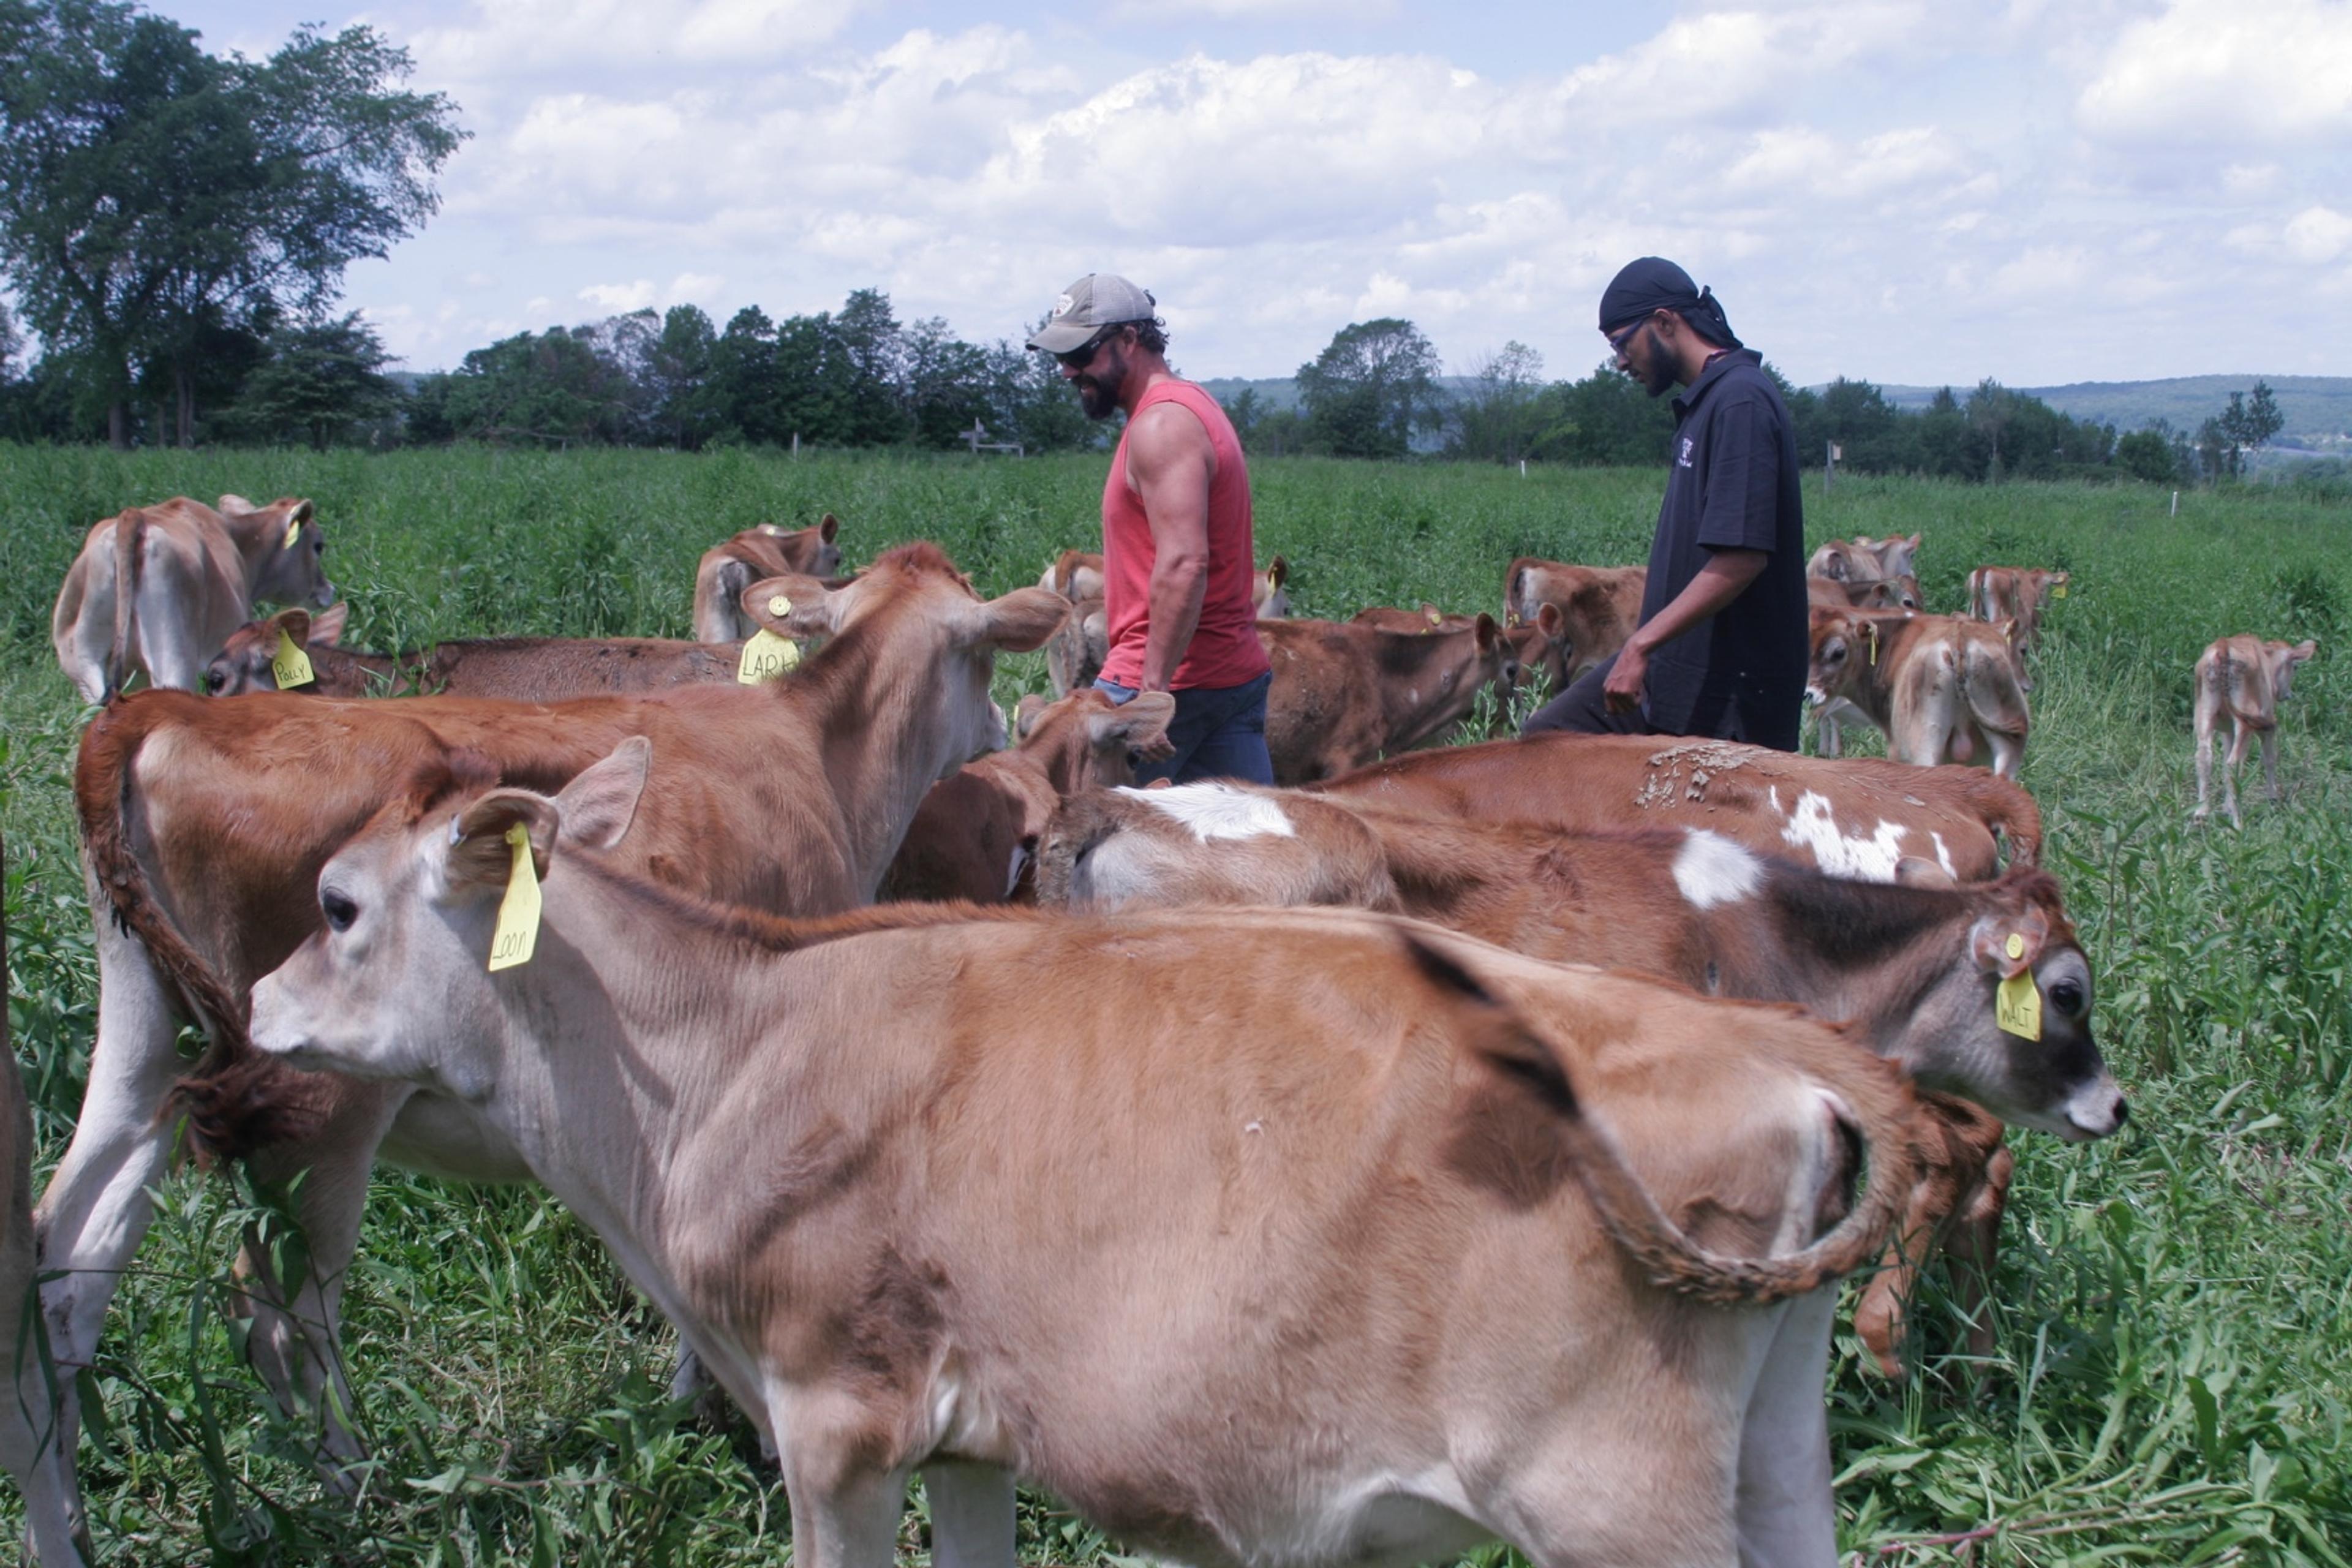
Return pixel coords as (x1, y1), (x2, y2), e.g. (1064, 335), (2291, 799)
(0, 492), (2311, 1566)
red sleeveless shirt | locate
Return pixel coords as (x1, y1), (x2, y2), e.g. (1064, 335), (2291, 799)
(1099, 379), (1270, 690)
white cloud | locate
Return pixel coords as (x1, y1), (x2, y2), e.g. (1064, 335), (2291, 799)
(581, 280), (659, 312)
(409, 0), (869, 83)
(2078, 0), (2352, 145)
(2283, 205), (2352, 264)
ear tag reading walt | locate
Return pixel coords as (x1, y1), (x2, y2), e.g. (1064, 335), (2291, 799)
(271, 627), (314, 688)
(488, 823), (541, 972)
(1995, 932), (2039, 1040)
(284, 516), (302, 551)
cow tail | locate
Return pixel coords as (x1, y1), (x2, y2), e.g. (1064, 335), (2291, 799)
(2218, 648), (2272, 731)
(1962, 772), (2043, 867)
(1408, 930), (1917, 1308)
(107, 508), (146, 702)
(1965, 568), (1985, 622)
(1031, 791), (1127, 907)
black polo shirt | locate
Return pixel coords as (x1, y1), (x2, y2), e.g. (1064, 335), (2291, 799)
(1635, 349), (1807, 750)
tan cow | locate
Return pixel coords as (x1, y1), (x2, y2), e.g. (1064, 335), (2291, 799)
(1044, 594), (1108, 698)
(50, 496), (334, 701)
(880, 690), (1176, 902)
(246, 741), (1929, 1568)
(39, 543), (1064, 1505)
(1349, 603), (1569, 726)
(1966, 567), (2070, 679)
(2192, 635), (2320, 827)
(1262, 614), (1504, 783)
(1315, 733), (2041, 881)
(692, 516), (844, 641)
(205, 606), (755, 701)
(1253, 554), (1291, 618)
(1808, 533), (1920, 584)
(1043, 551), (1287, 619)
(1, 835), (89, 1567)
(1807, 609), (2030, 777)
(1806, 575), (1917, 612)
(1502, 559), (1646, 679)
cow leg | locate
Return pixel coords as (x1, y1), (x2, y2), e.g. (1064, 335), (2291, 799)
(1495, 1381), (1743, 1567)
(133, 589), (205, 695)
(2223, 721), (2250, 829)
(2192, 712), (2215, 822)
(1735, 1288), (1836, 1568)
(229, 1082), (412, 1488)
(1985, 728), (2026, 780)
(1943, 1140), (2014, 1364)
(922, 1460), (1016, 1568)
(769, 1393), (911, 1568)
(2260, 727), (2282, 804)
(1816, 709), (1842, 758)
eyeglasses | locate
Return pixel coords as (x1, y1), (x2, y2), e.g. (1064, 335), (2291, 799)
(1054, 325), (1124, 369)
(1605, 319), (1646, 360)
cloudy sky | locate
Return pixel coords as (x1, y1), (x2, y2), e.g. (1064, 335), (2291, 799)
(172, 0), (2351, 387)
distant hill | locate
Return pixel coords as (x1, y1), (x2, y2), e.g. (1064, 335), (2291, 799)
(1871, 375), (2352, 451)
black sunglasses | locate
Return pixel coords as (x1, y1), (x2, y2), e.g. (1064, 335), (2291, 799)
(1605, 318), (1647, 358)
(1054, 324), (1126, 369)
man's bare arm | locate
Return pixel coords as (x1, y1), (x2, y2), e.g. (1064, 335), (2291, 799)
(1125, 401), (1218, 693)
(1602, 548), (1768, 713)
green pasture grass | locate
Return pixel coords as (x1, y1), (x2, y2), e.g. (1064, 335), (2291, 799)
(2, 442), (2348, 1564)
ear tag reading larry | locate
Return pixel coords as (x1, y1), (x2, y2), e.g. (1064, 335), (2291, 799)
(738, 629), (800, 685)
(284, 516), (302, 551)
(271, 627), (314, 688)
(488, 823), (541, 972)
(1996, 932), (2040, 1040)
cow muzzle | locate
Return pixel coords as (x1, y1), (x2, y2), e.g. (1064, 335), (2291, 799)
(2057, 1076), (2128, 1142)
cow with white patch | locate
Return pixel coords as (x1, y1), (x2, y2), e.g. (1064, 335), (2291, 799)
(246, 739), (1932, 1568)
(51, 495), (333, 701)
(692, 516), (844, 642)
(1261, 614), (1506, 783)
(1314, 733), (2040, 882)
(1041, 784), (2125, 1371)
(1966, 566), (2068, 679)
(1502, 559), (1646, 681)
(1806, 608), (2030, 777)
(880, 690), (1176, 902)
(2192, 634), (2320, 827)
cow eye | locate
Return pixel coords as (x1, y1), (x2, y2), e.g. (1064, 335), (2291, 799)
(203, 668), (226, 693)
(322, 889), (359, 933)
(2048, 979), (2084, 1015)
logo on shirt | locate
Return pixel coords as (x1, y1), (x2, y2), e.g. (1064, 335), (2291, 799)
(1678, 437), (1695, 469)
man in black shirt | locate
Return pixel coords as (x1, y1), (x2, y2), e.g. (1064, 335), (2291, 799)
(1521, 258), (1807, 750)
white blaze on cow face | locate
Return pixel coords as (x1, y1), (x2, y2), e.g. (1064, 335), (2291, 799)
(1673, 829), (1765, 910)
(1777, 791), (1913, 882)
(1120, 783), (1297, 842)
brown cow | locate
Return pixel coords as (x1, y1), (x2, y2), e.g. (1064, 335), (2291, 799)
(1262, 614), (1504, 783)
(1808, 533), (1920, 585)
(1314, 733), (2040, 881)
(1807, 609), (2030, 777)
(880, 690), (1176, 902)
(692, 516), (843, 641)
(1967, 566), (2070, 680)
(1041, 551), (1287, 618)
(206, 606), (756, 701)
(1350, 603), (1569, 727)
(1502, 558), (1645, 679)
(2192, 634), (2320, 827)
(246, 741), (1931, 1567)
(1806, 575), (1918, 612)
(1044, 594), (1107, 698)
(37, 543), (1065, 1504)
(51, 496), (334, 701)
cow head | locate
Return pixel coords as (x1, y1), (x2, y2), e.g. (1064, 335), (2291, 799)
(205, 604), (350, 695)
(1045, 595), (1109, 699)
(236, 497), (335, 611)
(251, 738), (652, 1099)
(1256, 557), (1291, 620)
(1374, 613), (1506, 750)
(752, 514), (844, 578)
(1804, 609), (1870, 706)
(2267, 637), (2320, 699)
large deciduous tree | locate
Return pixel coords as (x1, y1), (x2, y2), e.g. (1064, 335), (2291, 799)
(0, 0), (462, 447)
(1296, 317), (1441, 459)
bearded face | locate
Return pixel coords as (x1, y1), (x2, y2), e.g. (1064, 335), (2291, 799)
(1072, 339), (1132, 421)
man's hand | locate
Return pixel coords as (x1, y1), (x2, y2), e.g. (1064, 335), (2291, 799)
(1604, 642), (1649, 712)
(1602, 547), (1768, 715)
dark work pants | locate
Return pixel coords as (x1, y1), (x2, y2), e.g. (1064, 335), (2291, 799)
(1518, 652), (1660, 737)
(1095, 670), (1276, 786)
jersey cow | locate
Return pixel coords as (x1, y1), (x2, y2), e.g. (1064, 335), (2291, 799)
(51, 496), (334, 702)
(1807, 609), (2030, 777)
(1313, 733), (2040, 882)
(2192, 634), (2320, 827)
(1966, 566), (2069, 679)
(40, 544), (1064, 1511)
(1262, 614), (1504, 783)
(692, 516), (844, 641)
(244, 740), (1930, 1568)
(1502, 559), (1646, 680)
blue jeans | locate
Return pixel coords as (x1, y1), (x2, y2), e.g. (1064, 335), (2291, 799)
(1095, 671), (1275, 786)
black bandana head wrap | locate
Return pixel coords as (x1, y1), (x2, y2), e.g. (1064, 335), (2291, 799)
(1598, 256), (1741, 349)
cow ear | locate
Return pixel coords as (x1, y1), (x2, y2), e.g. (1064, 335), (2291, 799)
(970, 586), (1070, 654)
(307, 602), (349, 646)
(447, 790), (560, 894)
(820, 512), (839, 543)
(287, 499), (315, 527)
(2294, 639), (2318, 661)
(740, 575), (837, 638)
(1266, 555), (1287, 590)
(1092, 690), (1175, 752)
(1472, 612), (1499, 653)
(273, 608), (312, 646)
(554, 736), (649, 851)
(1535, 602), (1566, 640)
(1971, 908), (2049, 978)
(218, 494), (254, 515)
(1013, 693), (1051, 739)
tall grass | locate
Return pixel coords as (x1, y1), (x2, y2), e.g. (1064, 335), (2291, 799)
(2, 444), (2348, 1564)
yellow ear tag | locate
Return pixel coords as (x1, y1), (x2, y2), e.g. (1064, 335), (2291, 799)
(737, 628), (800, 685)
(2052, 582), (2067, 598)
(1426, 607), (1443, 626)
(488, 823), (541, 972)
(1866, 622), (1879, 665)
(2005, 932), (2026, 960)
(271, 627), (314, 688)
(1996, 972), (2041, 1040)
(284, 517), (302, 551)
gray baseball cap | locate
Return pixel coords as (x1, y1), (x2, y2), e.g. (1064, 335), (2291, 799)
(1026, 273), (1156, 353)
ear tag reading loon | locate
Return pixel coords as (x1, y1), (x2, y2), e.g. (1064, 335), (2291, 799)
(271, 627), (314, 688)
(488, 823), (541, 972)
(1996, 933), (2039, 1039)
(738, 629), (800, 685)
(284, 516), (302, 551)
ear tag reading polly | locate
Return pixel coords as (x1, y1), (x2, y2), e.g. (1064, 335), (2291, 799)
(271, 628), (314, 688)
(284, 517), (302, 551)
(488, 823), (541, 972)
(738, 629), (800, 684)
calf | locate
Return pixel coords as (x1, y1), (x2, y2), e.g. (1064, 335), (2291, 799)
(40, 543), (1065, 1506)
(1044, 551), (1287, 618)
(51, 495), (334, 701)
(1967, 566), (2070, 680)
(1315, 733), (2041, 880)
(1808, 533), (1920, 585)
(880, 690), (1175, 902)
(1253, 554), (1291, 618)
(692, 516), (843, 641)
(1807, 575), (1918, 612)
(206, 606), (752, 701)
(249, 741), (1928, 1568)
(1040, 786), (2126, 1370)
(1262, 614), (1504, 783)
(1503, 558), (1645, 679)
(1807, 608), (2030, 777)
(1044, 594), (1109, 698)
(2192, 635), (2320, 827)
(1351, 603), (1569, 727)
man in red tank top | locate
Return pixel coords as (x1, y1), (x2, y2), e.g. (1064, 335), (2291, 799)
(1028, 274), (1273, 785)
